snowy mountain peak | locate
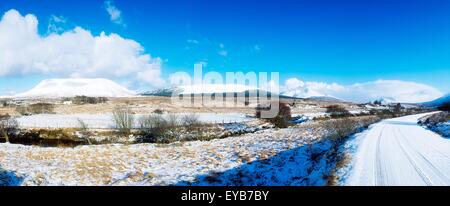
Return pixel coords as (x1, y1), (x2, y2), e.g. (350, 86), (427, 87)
(15, 78), (136, 98)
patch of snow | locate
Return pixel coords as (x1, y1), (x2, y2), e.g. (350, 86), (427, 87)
(0, 126), (336, 186)
(290, 114), (312, 124)
(423, 121), (450, 138)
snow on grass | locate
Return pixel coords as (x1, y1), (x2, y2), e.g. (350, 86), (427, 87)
(0, 124), (335, 186)
(418, 112), (450, 138)
(16, 113), (253, 129)
(429, 122), (450, 137)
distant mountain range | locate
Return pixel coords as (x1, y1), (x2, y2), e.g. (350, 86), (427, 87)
(140, 84), (349, 102)
(12, 78), (445, 105)
(140, 84), (291, 99)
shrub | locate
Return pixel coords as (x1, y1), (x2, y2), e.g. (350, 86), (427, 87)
(323, 117), (358, 143)
(139, 115), (167, 135)
(138, 114), (179, 143)
(0, 100), (8, 107)
(181, 113), (201, 131)
(76, 118), (92, 144)
(71, 96), (108, 105)
(112, 105), (135, 136)
(30, 103), (55, 114)
(167, 113), (179, 128)
(393, 103), (403, 117)
(256, 102), (292, 128)
(325, 105), (351, 118)
(153, 109), (165, 114)
(16, 103), (55, 115)
(374, 109), (394, 119)
(0, 114), (18, 142)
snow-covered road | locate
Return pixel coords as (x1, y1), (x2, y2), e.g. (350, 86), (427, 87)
(345, 113), (450, 186)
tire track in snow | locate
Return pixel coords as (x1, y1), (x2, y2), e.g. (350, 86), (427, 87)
(345, 113), (450, 186)
(392, 128), (432, 185)
(374, 126), (385, 185)
(394, 127), (450, 185)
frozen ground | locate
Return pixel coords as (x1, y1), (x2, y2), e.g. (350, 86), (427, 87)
(341, 113), (450, 186)
(427, 121), (450, 137)
(0, 125), (335, 186)
(16, 113), (252, 129)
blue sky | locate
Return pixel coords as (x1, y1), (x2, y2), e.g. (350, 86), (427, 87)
(0, 0), (449, 97)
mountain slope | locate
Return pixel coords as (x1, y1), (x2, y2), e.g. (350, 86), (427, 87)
(422, 93), (450, 107)
(15, 78), (136, 98)
(141, 84), (282, 97)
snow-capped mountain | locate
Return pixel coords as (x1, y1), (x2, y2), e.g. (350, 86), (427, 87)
(422, 93), (450, 107)
(140, 87), (181, 97)
(142, 84), (259, 96)
(15, 78), (136, 98)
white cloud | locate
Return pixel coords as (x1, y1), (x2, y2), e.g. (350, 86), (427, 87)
(104, 0), (124, 26)
(285, 78), (304, 90)
(282, 78), (442, 103)
(0, 9), (164, 87)
(47, 15), (67, 34)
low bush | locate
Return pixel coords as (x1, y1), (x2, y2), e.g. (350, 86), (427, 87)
(323, 117), (358, 143)
(138, 114), (180, 143)
(181, 113), (201, 131)
(393, 103), (403, 117)
(69, 96), (108, 105)
(369, 109), (394, 119)
(167, 113), (179, 128)
(325, 105), (351, 118)
(112, 105), (135, 136)
(0, 100), (8, 107)
(153, 109), (165, 114)
(16, 103), (55, 115)
(255, 102), (292, 128)
(77, 118), (92, 145)
(0, 114), (18, 142)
